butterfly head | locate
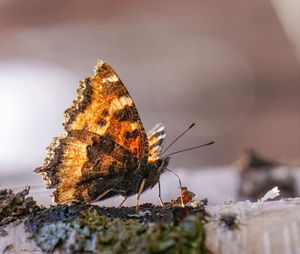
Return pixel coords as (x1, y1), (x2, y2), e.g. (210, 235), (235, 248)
(144, 156), (170, 190)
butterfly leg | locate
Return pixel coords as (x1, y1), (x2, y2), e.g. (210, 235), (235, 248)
(136, 178), (146, 211)
(94, 189), (112, 202)
(158, 179), (164, 207)
(119, 196), (128, 207)
(179, 185), (185, 208)
(165, 168), (185, 208)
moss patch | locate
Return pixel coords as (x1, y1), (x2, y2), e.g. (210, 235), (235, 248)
(27, 208), (207, 253)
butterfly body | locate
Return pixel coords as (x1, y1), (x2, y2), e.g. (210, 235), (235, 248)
(77, 156), (170, 203)
(35, 60), (169, 205)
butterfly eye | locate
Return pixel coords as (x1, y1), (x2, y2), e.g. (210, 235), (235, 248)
(157, 160), (163, 167)
(156, 158), (169, 171)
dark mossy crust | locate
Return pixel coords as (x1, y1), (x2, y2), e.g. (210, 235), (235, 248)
(26, 200), (207, 233)
(25, 202), (208, 254)
(0, 187), (40, 226)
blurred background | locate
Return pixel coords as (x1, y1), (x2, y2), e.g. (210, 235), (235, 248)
(1, 0), (300, 206)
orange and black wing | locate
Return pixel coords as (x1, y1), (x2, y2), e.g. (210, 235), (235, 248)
(64, 60), (149, 160)
(35, 60), (149, 203)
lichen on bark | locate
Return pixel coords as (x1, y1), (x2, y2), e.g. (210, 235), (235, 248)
(26, 208), (207, 253)
(0, 187), (40, 226)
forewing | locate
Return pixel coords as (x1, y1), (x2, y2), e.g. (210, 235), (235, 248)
(63, 60), (149, 161)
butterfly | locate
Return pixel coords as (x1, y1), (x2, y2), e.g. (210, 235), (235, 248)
(34, 60), (170, 208)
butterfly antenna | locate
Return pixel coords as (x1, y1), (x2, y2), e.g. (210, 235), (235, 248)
(162, 122), (196, 155)
(164, 141), (215, 157)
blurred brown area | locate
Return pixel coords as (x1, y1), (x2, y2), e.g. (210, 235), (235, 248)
(0, 0), (300, 203)
(236, 150), (299, 201)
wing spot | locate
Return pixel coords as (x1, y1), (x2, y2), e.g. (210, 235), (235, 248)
(131, 129), (139, 139)
(119, 96), (133, 107)
(124, 131), (131, 139)
(123, 129), (139, 140)
(97, 118), (107, 127)
(114, 106), (138, 122)
(106, 75), (119, 83)
(101, 109), (109, 117)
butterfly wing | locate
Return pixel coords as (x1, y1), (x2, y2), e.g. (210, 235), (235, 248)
(35, 134), (90, 203)
(147, 123), (166, 162)
(35, 60), (149, 203)
(64, 60), (149, 161)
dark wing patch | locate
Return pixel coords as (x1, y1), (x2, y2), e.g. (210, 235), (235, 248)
(34, 132), (138, 203)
